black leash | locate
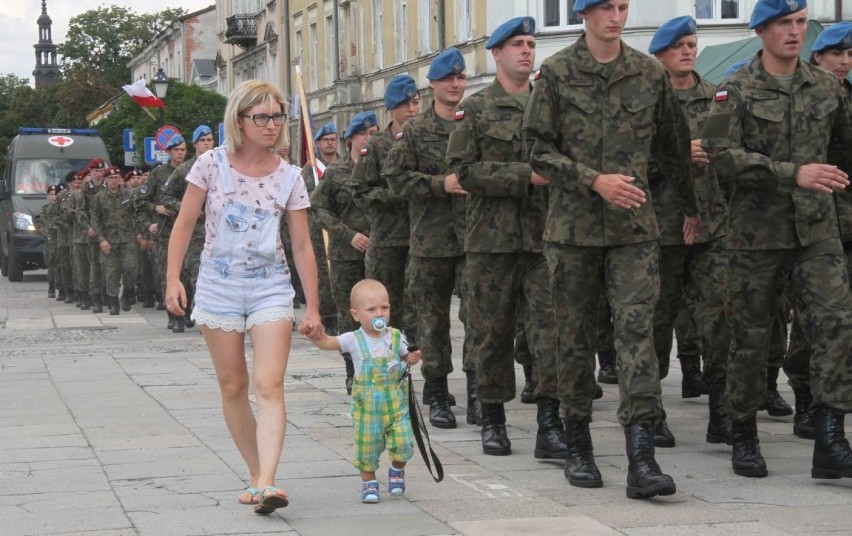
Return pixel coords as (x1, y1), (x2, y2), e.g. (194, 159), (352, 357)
(402, 349), (443, 483)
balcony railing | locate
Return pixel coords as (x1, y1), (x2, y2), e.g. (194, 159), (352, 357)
(225, 14), (257, 49)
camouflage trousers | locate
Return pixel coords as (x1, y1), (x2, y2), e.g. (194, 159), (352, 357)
(136, 247), (155, 300)
(655, 238), (729, 386)
(101, 243), (138, 297)
(465, 252), (558, 403)
(45, 235), (58, 289)
(365, 246), (416, 332)
(545, 241), (662, 426)
(310, 215), (335, 319)
(595, 294), (615, 359)
(725, 239), (852, 420)
(408, 254), (474, 379)
(514, 320), (534, 367)
(329, 259), (366, 334)
(155, 235), (195, 303)
(87, 241), (104, 300)
(58, 245), (73, 293)
(783, 242), (852, 392)
(674, 307), (701, 360)
(71, 242), (90, 293)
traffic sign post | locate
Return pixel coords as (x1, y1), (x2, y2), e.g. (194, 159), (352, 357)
(144, 137), (168, 165)
(155, 125), (181, 151)
(123, 129), (139, 166)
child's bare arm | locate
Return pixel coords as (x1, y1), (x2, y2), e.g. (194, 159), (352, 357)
(309, 333), (342, 351)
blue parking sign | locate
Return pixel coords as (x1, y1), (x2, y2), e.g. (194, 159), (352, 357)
(123, 129), (136, 152)
(144, 137), (168, 165)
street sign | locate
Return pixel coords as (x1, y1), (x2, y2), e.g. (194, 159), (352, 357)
(123, 129), (137, 152)
(218, 122), (225, 147)
(144, 137), (168, 165)
(155, 125), (181, 151)
(124, 151), (140, 166)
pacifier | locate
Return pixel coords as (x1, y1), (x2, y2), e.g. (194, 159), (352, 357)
(371, 316), (388, 331)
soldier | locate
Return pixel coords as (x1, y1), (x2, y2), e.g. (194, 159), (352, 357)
(350, 75), (421, 345)
(126, 169), (156, 308)
(134, 135), (188, 328)
(647, 16), (733, 446)
(38, 184), (60, 297)
(702, 0), (852, 480)
(384, 48), (472, 430)
(68, 167), (95, 310)
(310, 112), (376, 394)
(79, 159), (107, 312)
(90, 166), (137, 315)
(446, 16), (567, 457)
(523, 0), (696, 498)
(55, 172), (80, 302)
(160, 125), (215, 332)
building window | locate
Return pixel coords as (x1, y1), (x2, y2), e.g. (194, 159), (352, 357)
(542, 0), (582, 30)
(396, 0), (408, 63)
(309, 21), (318, 90)
(325, 4), (334, 84)
(458, 0), (472, 42)
(695, 0), (741, 21)
(372, 0), (383, 69)
(295, 28), (303, 71)
(419, 0), (432, 54)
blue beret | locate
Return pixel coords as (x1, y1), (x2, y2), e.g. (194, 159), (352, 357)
(749, 0), (806, 29)
(192, 125), (212, 144)
(812, 22), (852, 53)
(649, 16), (698, 54)
(573, 0), (608, 13)
(723, 58), (750, 78)
(427, 48), (466, 80)
(486, 17), (536, 50)
(384, 75), (419, 110)
(313, 122), (337, 141)
(343, 111), (379, 139)
(164, 133), (185, 150)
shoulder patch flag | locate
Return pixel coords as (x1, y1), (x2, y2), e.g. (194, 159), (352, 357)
(360, 147), (368, 156)
(534, 69), (541, 80)
(395, 131), (404, 140)
(715, 90), (728, 102)
(454, 109), (465, 121)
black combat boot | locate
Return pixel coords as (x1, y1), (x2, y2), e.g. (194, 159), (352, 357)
(596, 351), (618, 384)
(156, 291), (166, 311)
(121, 292), (131, 312)
(76, 291), (84, 308)
(92, 294), (103, 314)
(520, 364), (535, 404)
(534, 398), (567, 459)
(706, 384), (733, 445)
(811, 407), (852, 479)
(593, 383), (603, 400)
(128, 288), (137, 305)
(465, 371), (482, 426)
(57, 288), (66, 301)
(142, 293), (156, 308)
(793, 387), (815, 440)
(172, 316), (185, 333)
(109, 296), (120, 316)
(423, 379), (456, 406)
(563, 418), (603, 487)
(679, 356), (708, 398)
(343, 353), (355, 395)
(429, 376), (457, 429)
(79, 292), (90, 311)
(624, 423), (677, 499)
(759, 367), (793, 416)
(480, 402), (510, 455)
(731, 414), (768, 477)
(48, 280), (55, 298)
(65, 290), (76, 304)
(653, 409), (676, 448)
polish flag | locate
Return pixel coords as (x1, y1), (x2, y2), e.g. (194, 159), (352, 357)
(121, 79), (165, 108)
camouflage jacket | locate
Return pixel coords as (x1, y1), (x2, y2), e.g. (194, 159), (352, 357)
(54, 189), (74, 246)
(447, 80), (546, 253)
(523, 34), (696, 247)
(133, 162), (179, 239)
(650, 73), (727, 246)
(68, 188), (90, 244)
(833, 79), (852, 242)
(702, 54), (852, 250)
(383, 105), (467, 257)
(81, 180), (105, 243)
(309, 154), (369, 261)
(160, 156), (205, 237)
(90, 186), (134, 244)
(350, 124), (411, 247)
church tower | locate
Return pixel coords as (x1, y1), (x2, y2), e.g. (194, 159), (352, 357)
(33, 0), (61, 89)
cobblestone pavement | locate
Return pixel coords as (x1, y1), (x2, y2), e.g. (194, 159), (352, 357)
(2, 271), (852, 536)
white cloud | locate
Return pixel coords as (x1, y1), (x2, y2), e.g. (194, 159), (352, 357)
(3, 0), (213, 84)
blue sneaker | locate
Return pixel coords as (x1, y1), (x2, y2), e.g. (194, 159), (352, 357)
(388, 467), (405, 495)
(361, 480), (380, 503)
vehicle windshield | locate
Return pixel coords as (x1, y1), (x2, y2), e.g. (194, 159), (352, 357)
(14, 158), (93, 194)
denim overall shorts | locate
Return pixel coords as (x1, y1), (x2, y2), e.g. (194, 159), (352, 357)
(191, 147), (299, 332)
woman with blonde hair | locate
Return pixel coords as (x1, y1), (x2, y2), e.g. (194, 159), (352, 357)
(166, 80), (321, 515)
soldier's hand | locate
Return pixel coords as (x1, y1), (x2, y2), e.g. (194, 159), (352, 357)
(796, 164), (849, 193)
(351, 232), (370, 253)
(591, 174), (646, 209)
(683, 216), (701, 245)
(149, 223), (158, 234)
(531, 171), (550, 186)
(155, 205), (176, 217)
(87, 227), (96, 238)
(443, 173), (468, 195)
(691, 139), (710, 164)
(100, 240), (111, 255)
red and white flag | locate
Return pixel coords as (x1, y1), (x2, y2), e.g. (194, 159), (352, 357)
(122, 79), (165, 108)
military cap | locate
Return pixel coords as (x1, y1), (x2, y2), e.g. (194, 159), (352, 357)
(812, 22), (852, 53)
(192, 124), (212, 144)
(86, 158), (106, 170)
(573, 0), (609, 13)
(124, 168), (144, 181)
(343, 111), (378, 139)
(485, 16), (536, 50)
(313, 122), (337, 141)
(427, 48), (466, 80)
(384, 75), (419, 109)
(78, 168), (91, 180)
(649, 16), (698, 54)
(46, 184), (58, 194)
(103, 165), (122, 178)
(749, 0), (806, 29)
(55, 182), (67, 192)
(723, 58), (750, 78)
(164, 133), (186, 150)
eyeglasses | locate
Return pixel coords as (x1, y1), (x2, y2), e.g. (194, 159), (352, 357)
(240, 112), (287, 127)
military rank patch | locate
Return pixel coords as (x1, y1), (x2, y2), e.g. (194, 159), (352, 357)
(163, 179), (171, 188)
(534, 69), (541, 80)
(395, 131), (404, 140)
(121, 198), (130, 205)
(140, 185), (148, 194)
(454, 109), (465, 121)
(360, 147), (368, 156)
(715, 90), (728, 102)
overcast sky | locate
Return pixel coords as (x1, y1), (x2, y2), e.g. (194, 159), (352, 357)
(1, 0), (213, 84)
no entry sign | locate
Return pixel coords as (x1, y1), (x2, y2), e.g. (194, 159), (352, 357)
(155, 125), (182, 151)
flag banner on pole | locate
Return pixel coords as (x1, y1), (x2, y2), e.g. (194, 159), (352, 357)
(122, 79), (165, 108)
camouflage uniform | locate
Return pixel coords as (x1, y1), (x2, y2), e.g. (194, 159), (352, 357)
(81, 181), (105, 302)
(300, 162), (335, 322)
(133, 163), (179, 302)
(383, 104), (473, 379)
(128, 183), (156, 306)
(702, 54), (852, 421)
(310, 154), (368, 334)
(90, 186), (137, 299)
(523, 35), (696, 426)
(446, 81), (557, 403)
(650, 73), (729, 387)
(37, 198), (58, 293)
(55, 188), (75, 296)
(68, 188), (91, 298)
(351, 125), (415, 333)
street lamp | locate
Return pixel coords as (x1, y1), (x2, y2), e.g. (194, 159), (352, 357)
(152, 68), (170, 126)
